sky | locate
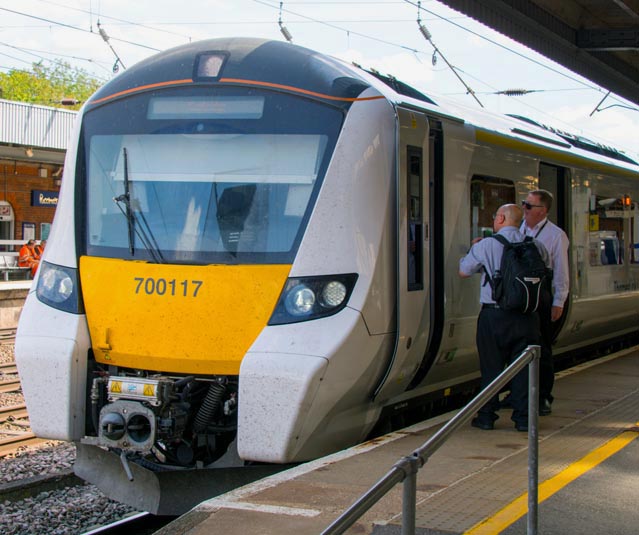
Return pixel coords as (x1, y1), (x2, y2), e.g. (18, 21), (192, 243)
(1, 0), (638, 159)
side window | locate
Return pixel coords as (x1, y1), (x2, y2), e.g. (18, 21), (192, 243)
(632, 201), (639, 264)
(470, 176), (516, 240)
(588, 194), (633, 266)
(407, 146), (423, 291)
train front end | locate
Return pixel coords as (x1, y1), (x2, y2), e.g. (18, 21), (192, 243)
(15, 38), (397, 512)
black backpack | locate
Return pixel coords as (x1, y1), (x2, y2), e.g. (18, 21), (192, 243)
(485, 235), (553, 314)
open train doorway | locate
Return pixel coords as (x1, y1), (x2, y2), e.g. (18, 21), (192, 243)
(539, 162), (570, 337)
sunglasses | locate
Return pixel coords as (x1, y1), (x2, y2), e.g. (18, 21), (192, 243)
(521, 201), (544, 210)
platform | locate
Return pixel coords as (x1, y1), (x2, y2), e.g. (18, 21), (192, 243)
(0, 280), (31, 330)
(159, 348), (639, 535)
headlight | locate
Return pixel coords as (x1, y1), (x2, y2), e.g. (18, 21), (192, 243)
(36, 261), (84, 314)
(320, 281), (347, 307)
(269, 274), (357, 325)
(284, 285), (315, 316)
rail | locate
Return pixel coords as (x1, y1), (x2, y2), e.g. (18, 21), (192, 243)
(0, 241), (36, 281)
(322, 344), (541, 535)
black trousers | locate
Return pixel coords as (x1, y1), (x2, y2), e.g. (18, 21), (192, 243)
(538, 300), (555, 402)
(476, 307), (540, 425)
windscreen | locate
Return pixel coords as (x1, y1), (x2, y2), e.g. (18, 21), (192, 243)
(80, 88), (343, 264)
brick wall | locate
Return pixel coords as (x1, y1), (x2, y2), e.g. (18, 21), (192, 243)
(0, 161), (60, 241)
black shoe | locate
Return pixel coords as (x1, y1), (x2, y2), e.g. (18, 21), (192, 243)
(514, 422), (528, 432)
(471, 417), (494, 430)
(539, 398), (552, 416)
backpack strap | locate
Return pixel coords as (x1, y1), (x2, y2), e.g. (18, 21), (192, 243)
(491, 234), (510, 247)
(482, 234), (511, 287)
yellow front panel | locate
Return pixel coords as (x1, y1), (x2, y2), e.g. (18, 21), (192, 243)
(80, 257), (291, 374)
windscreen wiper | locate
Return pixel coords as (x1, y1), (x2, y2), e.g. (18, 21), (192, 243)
(113, 147), (165, 263)
(114, 147), (135, 255)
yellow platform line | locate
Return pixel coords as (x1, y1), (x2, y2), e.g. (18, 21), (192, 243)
(465, 423), (639, 534)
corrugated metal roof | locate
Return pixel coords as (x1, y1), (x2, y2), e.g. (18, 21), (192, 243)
(0, 99), (77, 150)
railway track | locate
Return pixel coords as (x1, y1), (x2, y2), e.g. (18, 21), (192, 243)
(0, 362), (17, 375)
(0, 402), (45, 457)
(0, 432), (49, 458)
(0, 328), (16, 345)
(0, 379), (20, 393)
(0, 352), (43, 456)
(0, 403), (28, 422)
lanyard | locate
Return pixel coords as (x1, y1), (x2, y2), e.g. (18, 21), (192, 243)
(534, 220), (549, 238)
(522, 220), (548, 238)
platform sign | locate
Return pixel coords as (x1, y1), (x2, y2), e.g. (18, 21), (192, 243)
(31, 190), (58, 207)
(589, 214), (599, 231)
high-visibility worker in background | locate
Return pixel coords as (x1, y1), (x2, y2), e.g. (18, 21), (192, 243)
(19, 239), (39, 277)
(34, 239), (46, 259)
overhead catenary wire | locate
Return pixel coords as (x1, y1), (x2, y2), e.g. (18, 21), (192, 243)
(251, 0), (422, 54)
(416, 1), (483, 107)
(0, 0), (599, 102)
(34, 0), (195, 41)
(0, 41), (112, 76)
(97, 21), (126, 72)
(403, 0), (635, 112)
(2, 0), (632, 112)
(1, 0), (637, 132)
(0, 7), (161, 52)
(278, 1), (293, 42)
(252, 0), (632, 113)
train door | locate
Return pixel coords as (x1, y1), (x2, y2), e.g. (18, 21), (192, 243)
(539, 162), (568, 228)
(373, 107), (433, 400)
(539, 162), (570, 335)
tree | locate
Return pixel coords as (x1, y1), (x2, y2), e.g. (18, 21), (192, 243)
(0, 61), (103, 110)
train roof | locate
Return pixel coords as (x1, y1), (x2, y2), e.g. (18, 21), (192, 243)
(88, 37), (638, 176)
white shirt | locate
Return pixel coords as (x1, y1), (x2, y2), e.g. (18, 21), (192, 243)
(521, 218), (569, 307)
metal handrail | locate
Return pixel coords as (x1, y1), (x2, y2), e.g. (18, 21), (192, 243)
(322, 344), (541, 535)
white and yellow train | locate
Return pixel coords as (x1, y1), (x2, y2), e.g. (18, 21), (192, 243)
(15, 37), (639, 514)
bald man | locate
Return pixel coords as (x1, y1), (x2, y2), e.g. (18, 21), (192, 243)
(459, 204), (550, 432)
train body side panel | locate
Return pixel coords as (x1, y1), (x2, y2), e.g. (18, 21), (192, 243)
(239, 309), (394, 462)
(291, 91), (396, 335)
(15, 297), (91, 440)
(556, 165), (639, 350)
(15, 109), (89, 441)
(239, 92), (397, 462)
(41, 109), (84, 269)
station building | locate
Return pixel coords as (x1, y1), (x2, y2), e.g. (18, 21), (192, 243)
(0, 98), (75, 244)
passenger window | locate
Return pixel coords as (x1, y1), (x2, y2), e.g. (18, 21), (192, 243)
(407, 146), (423, 291)
(470, 176), (516, 240)
(588, 194), (632, 266)
(631, 201), (639, 264)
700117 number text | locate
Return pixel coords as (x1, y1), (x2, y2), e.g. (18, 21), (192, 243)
(134, 277), (203, 297)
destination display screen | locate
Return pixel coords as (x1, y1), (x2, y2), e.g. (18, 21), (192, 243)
(147, 96), (265, 120)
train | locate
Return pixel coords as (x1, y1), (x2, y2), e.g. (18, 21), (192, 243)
(15, 37), (639, 514)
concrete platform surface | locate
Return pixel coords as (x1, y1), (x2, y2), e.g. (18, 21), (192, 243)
(156, 348), (639, 535)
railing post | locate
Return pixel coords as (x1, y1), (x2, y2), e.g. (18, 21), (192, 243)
(401, 455), (420, 535)
(322, 345), (538, 535)
(527, 344), (540, 535)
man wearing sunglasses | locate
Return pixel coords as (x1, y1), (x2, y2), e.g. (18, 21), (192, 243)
(521, 190), (570, 416)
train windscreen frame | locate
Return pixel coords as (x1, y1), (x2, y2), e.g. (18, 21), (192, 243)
(79, 87), (343, 264)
